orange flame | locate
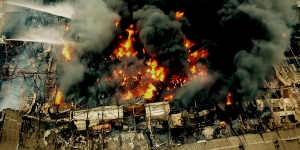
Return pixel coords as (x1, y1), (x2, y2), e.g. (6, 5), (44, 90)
(115, 20), (120, 28)
(62, 43), (72, 62)
(112, 69), (130, 87)
(176, 11), (185, 20)
(113, 24), (137, 59)
(219, 121), (227, 126)
(122, 91), (133, 100)
(55, 90), (64, 105)
(189, 64), (207, 77)
(144, 83), (157, 100)
(188, 50), (209, 63)
(146, 59), (166, 82)
(169, 75), (187, 89)
(226, 92), (233, 106)
(199, 65), (208, 77)
(164, 94), (174, 101)
(184, 39), (195, 50)
(106, 27), (212, 102)
(190, 65), (197, 74)
(184, 38), (209, 64)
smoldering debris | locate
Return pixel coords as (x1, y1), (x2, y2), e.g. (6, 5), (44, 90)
(0, 43), (49, 110)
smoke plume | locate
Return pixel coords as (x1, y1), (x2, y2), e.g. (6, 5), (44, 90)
(224, 0), (297, 101)
(134, 5), (188, 72)
(58, 0), (121, 93)
(0, 43), (48, 110)
(70, 0), (120, 52)
(0, 0), (297, 116)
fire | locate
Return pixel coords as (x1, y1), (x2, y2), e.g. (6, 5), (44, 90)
(184, 38), (209, 78)
(112, 69), (130, 87)
(175, 11), (185, 20)
(115, 20), (120, 27)
(199, 64), (208, 77)
(190, 65), (197, 74)
(219, 121), (227, 126)
(188, 49), (209, 63)
(189, 64), (207, 77)
(146, 59), (166, 82)
(164, 94), (174, 101)
(184, 39), (195, 50)
(113, 24), (137, 59)
(170, 75), (187, 88)
(55, 90), (64, 105)
(107, 25), (211, 102)
(65, 24), (70, 31)
(144, 83), (157, 100)
(184, 39), (209, 63)
(62, 43), (72, 62)
(226, 92), (233, 106)
(123, 91), (134, 100)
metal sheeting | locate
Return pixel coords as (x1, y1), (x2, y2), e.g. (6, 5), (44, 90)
(145, 102), (170, 120)
(73, 105), (123, 130)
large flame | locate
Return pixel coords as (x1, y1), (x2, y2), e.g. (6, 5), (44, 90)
(55, 90), (64, 105)
(108, 26), (210, 102)
(62, 43), (72, 62)
(122, 91), (134, 100)
(183, 35), (210, 79)
(113, 24), (137, 59)
(144, 83), (157, 100)
(183, 38), (209, 78)
(146, 59), (166, 82)
(112, 67), (160, 101)
(113, 69), (129, 86)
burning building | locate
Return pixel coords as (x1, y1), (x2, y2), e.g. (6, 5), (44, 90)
(0, 0), (300, 150)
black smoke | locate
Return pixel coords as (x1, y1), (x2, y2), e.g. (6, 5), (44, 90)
(0, 0), (297, 120)
(62, 0), (297, 116)
(120, 0), (296, 108)
(133, 5), (188, 75)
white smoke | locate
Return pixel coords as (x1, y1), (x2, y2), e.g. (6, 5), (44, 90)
(0, 79), (23, 110)
(8, 27), (65, 44)
(6, 0), (74, 19)
(58, 0), (120, 92)
(0, 43), (46, 110)
(174, 72), (218, 108)
(70, 0), (120, 52)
